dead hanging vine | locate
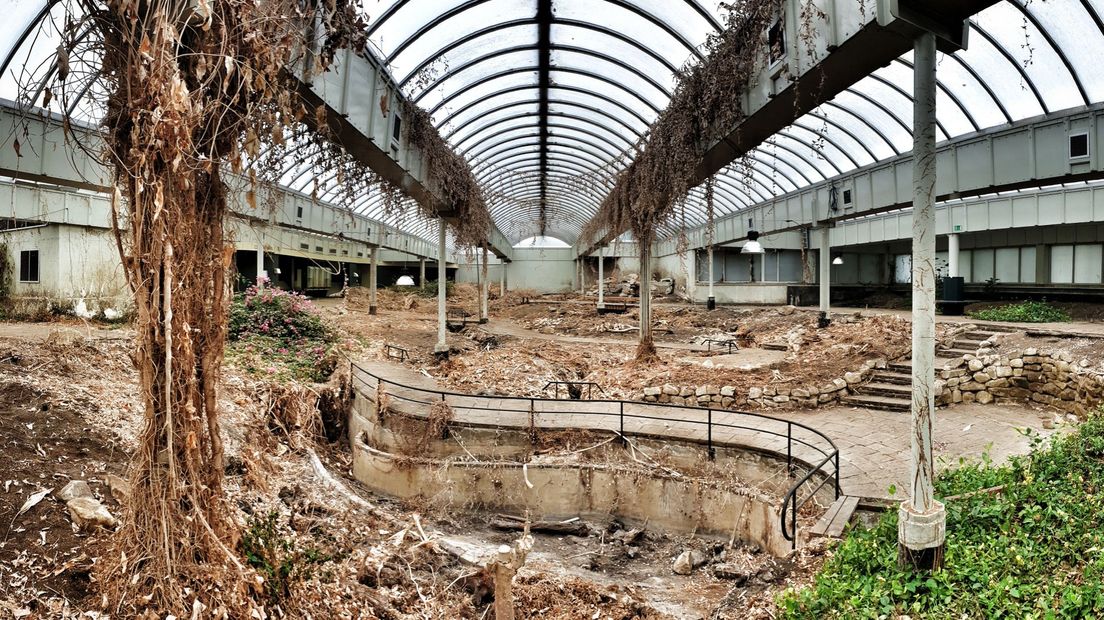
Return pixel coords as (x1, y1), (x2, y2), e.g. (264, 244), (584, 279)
(580, 0), (781, 255)
(27, 0), (480, 615)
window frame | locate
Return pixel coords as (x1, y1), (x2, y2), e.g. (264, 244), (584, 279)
(18, 249), (39, 283)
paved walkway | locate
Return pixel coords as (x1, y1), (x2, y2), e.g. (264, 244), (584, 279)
(352, 357), (1058, 500)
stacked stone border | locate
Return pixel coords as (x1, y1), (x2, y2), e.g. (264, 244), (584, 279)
(640, 359), (887, 411)
(937, 348), (1103, 416)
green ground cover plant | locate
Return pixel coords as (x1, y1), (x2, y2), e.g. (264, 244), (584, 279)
(779, 416), (1104, 619)
(968, 301), (1070, 323)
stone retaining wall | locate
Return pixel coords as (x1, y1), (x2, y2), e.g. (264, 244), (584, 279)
(937, 348), (1104, 416)
(639, 359), (887, 410)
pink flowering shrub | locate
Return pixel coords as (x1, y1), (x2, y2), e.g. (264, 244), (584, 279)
(228, 285), (336, 382)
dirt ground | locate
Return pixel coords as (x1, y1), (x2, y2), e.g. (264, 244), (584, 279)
(0, 317), (825, 619)
(331, 289), (934, 403)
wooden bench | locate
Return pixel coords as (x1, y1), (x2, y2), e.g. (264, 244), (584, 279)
(809, 495), (860, 539)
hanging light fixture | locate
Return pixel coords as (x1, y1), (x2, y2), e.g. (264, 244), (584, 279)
(832, 254), (844, 265)
(742, 229), (764, 255)
(396, 275), (415, 286)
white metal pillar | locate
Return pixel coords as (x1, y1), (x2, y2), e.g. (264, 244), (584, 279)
(368, 247), (378, 315)
(256, 241), (266, 284)
(899, 32), (945, 570)
(707, 244), (716, 310)
(638, 242), (652, 349)
(435, 219), (448, 355)
(579, 259), (586, 295)
(480, 245), (489, 323)
(597, 248), (605, 310)
(500, 262), (506, 294)
(419, 258), (427, 289)
(818, 226), (831, 327)
(947, 233), (960, 278)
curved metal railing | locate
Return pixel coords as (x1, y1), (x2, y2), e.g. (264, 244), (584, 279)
(348, 361), (840, 548)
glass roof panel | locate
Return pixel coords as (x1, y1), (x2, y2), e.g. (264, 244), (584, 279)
(548, 116), (633, 149)
(411, 48), (538, 107)
(549, 70), (660, 119)
(1027, 0), (1104, 102)
(952, 24), (1045, 121)
(931, 54), (1008, 129)
(428, 69), (539, 120)
(447, 103), (540, 143)
(550, 49), (669, 106)
(440, 89), (541, 135)
(975, 2), (1082, 112)
(365, 0), (536, 60)
(553, 0), (693, 68)
(547, 86), (652, 132)
(394, 24), (537, 86)
(551, 24), (674, 75)
(547, 101), (638, 144)
(453, 115), (539, 151)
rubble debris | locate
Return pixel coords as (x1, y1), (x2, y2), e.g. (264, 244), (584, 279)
(672, 548), (709, 575)
(490, 514), (590, 537)
(57, 480), (93, 503)
(66, 497), (116, 530)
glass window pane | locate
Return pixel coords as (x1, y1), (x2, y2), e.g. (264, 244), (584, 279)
(554, 0), (692, 68)
(1074, 244), (1103, 284)
(394, 24), (536, 85)
(973, 248), (995, 282)
(412, 49), (538, 107)
(428, 71), (539, 119)
(1020, 246), (1037, 283)
(995, 247), (1020, 283)
(551, 49), (669, 107)
(443, 97), (539, 138)
(451, 112), (538, 149)
(1051, 245), (1074, 283)
(1029, 1), (1104, 102)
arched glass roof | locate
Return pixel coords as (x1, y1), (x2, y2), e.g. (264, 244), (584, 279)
(3, 1), (1104, 246)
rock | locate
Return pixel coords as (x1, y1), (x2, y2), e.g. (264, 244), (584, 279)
(720, 385), (735, 397)
(843, 372), (863, 385)
(67, 497), (117, 530)
(748, 387), (763, 400)
(712, 562), (751, 584)
(968, 359), (985, 372)
(995, 366), (1013, 378)
(672, 549), (708, 575)
(662, 384), (679, 396)
(1042, 416), (1055, 429)
(962, 391), (976, 403)
(1024, 347), (1038, 357)
(772, 394), (790, 403)
(643, 386), (662, 397)
(972, 372), (992, 383)
(680, 387), (695, 397)
(776, 305), (796, 316)
(721, 396), (734, 407)
(952, 389), (962, 404)
(976, 391), (994, 404)
(57, 480), (94, 503)
(792, 388), (810, 398)
(832, 378), (848, 391)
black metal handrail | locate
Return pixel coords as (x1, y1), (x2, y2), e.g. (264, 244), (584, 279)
(349, 360), (840, 548)
(542, 380), (606, 400)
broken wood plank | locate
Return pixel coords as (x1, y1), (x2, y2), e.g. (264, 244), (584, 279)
(490, 516), (589, 536)
(809, 495), (859, 538)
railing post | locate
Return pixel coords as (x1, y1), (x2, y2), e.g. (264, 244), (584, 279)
(707, 409), (714, 461)
(791, 496), (798, 550)
(835, 451), (841, 499)
(619, 401), (625, 445)
(528, 399), (536, 443)
(787, 422), (793, 474)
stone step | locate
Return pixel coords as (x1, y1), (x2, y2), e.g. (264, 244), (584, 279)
(871, 371), (911, 385)
(953, 339), (989, 348)
(761, 342), (789, 351)
(962, 331), (999, 340)
(938, 348), (976, 357)
(841, 394), (911, 412)
(855, 381), (913, 398)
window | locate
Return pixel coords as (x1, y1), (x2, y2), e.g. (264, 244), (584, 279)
(1070, 132), (1089, 160)
(18, 250), (38, 282)
(299, 243), (309, 250)
(842, 188), (853, 206)
(767, 19), (785, 65)
(296, 206), (304, 219)
(392, 115), (403, 144)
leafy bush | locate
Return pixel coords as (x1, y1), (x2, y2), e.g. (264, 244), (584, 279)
(968, 301), (1070, 323)
(241, 511), (333, 603)
(228, 284), (336, 382)
(779, 416), (1104, 619)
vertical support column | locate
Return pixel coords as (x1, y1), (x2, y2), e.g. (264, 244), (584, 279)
(707, 244), (716, 310)
(419, 258), (427, 289)
(500, 261), (507, 294)
(256, 243), (266, 284)
(818, 226), (831, 328)
(899, 32), (945, 571)
(435, 218), (449, 356)
(480, 245), (489, 323)
(597, 247), (605, 310)
(948, 233), (960, 278)
(638, 241), (653, 351)
(579, 259), (586, 295)
(368, 247), (378, 315)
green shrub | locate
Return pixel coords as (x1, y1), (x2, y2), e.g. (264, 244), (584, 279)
(241, 511), (333, 603)
(968, 300), (1070, 323)
(227, 284), (336, 382)
(778, 416), (1104, 619)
